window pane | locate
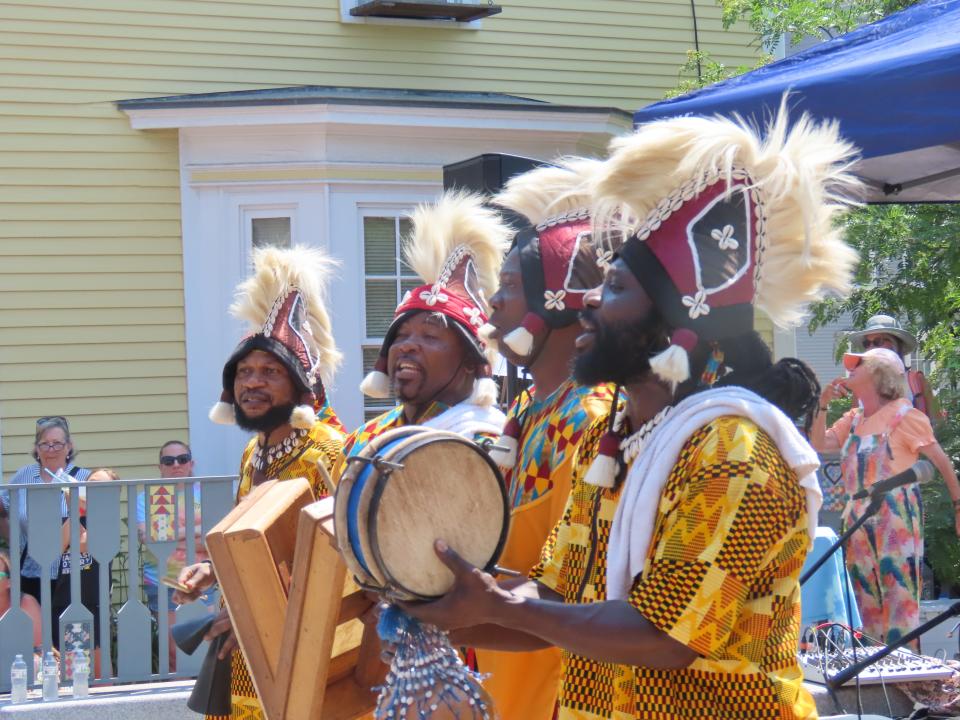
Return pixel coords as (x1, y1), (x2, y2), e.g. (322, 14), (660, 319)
(364, 217), (398, 275)
(365, 279), (398, 337)
(252, 217), (291, 249)
(362, 346), (382, 374)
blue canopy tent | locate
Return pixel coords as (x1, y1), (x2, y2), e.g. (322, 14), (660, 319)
(633, 0), (960, 202)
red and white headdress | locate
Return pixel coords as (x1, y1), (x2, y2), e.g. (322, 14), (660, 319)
(210, 245), (342, 429)
(360, 191), (512, 406)
(582, 105), (861, 487)
(489, 158), (609, 358)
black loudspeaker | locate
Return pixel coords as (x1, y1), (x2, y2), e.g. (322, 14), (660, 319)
(443, 153), (544, 195)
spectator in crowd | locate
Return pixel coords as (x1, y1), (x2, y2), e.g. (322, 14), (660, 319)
(0, 549), (42, 649)
(2, 416), (90, 603)
(847, 314), (941, 423)
(811, 347), (960, 646)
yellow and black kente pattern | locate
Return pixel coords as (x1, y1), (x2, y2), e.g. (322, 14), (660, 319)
(532, 414), (816, 720)
(205, 416), (346, 720)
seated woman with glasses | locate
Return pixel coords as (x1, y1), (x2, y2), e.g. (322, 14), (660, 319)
(1, 417), (91, 603)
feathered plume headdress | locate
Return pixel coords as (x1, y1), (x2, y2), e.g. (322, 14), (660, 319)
(359, 191), (512, 406)
(210, 245), (342, 429)
(486, 157), (610, 359)
(582, 101), (861, 487)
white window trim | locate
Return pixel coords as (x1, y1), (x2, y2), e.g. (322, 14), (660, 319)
(242, 204), (296, 261)
(339, 0), (485, 28)
(359, 207), (420, 346)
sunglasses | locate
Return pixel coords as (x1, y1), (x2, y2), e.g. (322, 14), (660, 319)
(37, 441), (67, 451)
(861, 337), (895, 350)
(37, 415), (68, 427)
(160, 453), (192, 466)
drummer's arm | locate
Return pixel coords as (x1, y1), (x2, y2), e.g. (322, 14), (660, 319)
(449, 579), (560, 651)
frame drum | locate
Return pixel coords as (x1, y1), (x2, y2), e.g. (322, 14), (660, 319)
(335, 426), (508, 600)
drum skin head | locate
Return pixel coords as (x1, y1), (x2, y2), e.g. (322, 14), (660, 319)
(335, 427), (508, 601)
(370, 430), (508, 600)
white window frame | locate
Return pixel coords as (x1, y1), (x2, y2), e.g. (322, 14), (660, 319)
(242, 205), (296, 256)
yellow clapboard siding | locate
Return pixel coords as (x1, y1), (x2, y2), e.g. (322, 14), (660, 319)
(0, 221), (181, 239)
(2, 168), (180, 186)
(0, 151), (177, 170)
(0, 187), (180, 204)
(0, 204), (181, 221)
(0, 131), (177, 152)
(0, 272), (182, 291)
(1, 289), (183, 309)
(0, 325), (185, 345)
(0, 342), (184, 364)
(0, 255), (181, 274)
(0, 239), (181, 256)
(4, 394), (188, 418)
(1, 376), (186, 401)
(0, 359), (184, 382)
(3, 307), (183, 328)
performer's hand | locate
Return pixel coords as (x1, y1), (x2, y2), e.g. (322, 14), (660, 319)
(204, 607), (239, 660)
(173, 562), (215, 604)
(821, 377), (849, 406)
(398, 540), (515, 632)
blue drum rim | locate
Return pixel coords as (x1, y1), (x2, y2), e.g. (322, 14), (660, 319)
(346, 434), (410, 577)
(368, 434), (509, 601)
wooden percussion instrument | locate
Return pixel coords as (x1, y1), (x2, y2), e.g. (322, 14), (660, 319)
(335, 426), (509, 601)
(206, 480), (383, 720)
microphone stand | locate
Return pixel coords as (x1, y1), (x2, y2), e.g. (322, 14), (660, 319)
(800, 492), (885, 586)
(827, 601), (960, 689)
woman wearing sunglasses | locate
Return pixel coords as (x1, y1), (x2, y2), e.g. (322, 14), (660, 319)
(2, 417), (91, 603)
(810, 348), (960, 649)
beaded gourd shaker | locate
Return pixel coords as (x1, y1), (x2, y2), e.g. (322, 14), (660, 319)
(375, 605), (494, 720)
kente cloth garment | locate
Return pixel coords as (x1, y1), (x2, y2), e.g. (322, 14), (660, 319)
(828, 399), (935, 646)
(475, 380), (614, 720)
(332, 401), (499, 481)
(531, 414), (816, 720)
(205, 416), (346, 720)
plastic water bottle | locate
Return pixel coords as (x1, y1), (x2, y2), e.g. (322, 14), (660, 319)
(71, 650), (89, 699)
(10, 654), (28, 703)
(41, 651), (58, 701)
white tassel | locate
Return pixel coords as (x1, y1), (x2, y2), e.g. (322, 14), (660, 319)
(360, 370), (392, 398)
(209, 401), (236, 426)
(290, 404), (317, 430)
(469, 377), (499, 407)
(502, 326), (534, 357)
(649, 345), (691, 386)
(488, 434), (518, 468)
(583, 453), (618, 488)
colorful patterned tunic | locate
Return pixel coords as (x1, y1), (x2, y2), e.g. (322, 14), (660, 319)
(333, 401), (497, 482)
(205, 413), (346, 720)
(531, 413), (816, 720)
(827, 399), (935, 646)
(477, 380), (614, 720)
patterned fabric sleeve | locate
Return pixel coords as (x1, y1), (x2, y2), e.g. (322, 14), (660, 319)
(629, 419), (797, 659)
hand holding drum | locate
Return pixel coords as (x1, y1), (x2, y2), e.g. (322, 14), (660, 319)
(335, 426), (509, 601)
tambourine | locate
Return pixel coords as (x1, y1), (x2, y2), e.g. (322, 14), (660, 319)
(335, 426), (509, 600)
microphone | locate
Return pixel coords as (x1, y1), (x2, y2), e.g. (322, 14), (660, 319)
(850, 460), (934, 501)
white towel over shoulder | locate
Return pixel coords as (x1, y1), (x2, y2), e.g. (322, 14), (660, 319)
(421, 401), (506, 440)
(606, 386), (822, 601)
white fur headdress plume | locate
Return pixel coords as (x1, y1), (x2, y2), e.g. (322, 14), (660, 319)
(359, 191), (511, 405)
(211, 245), (343, 428)
(492, 157), (602, 226)
(582, 100), (861, 488)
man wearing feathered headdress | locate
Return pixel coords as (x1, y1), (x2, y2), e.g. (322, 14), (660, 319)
(334, 191), (511, 474)
(172, 245), (347, 720)
(400, 107), (860, 719)
(470, 159), (616, 720)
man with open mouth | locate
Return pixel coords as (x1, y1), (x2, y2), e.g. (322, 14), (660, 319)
(335, 191), (512, 473)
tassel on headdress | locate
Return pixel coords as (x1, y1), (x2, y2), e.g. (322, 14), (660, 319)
(489, 415), (521, 468)
(583, 386), (623, 489)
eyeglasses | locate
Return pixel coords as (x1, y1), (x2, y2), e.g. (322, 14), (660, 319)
(37, 441), (67, 451)
(160, 454), (192, 466)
